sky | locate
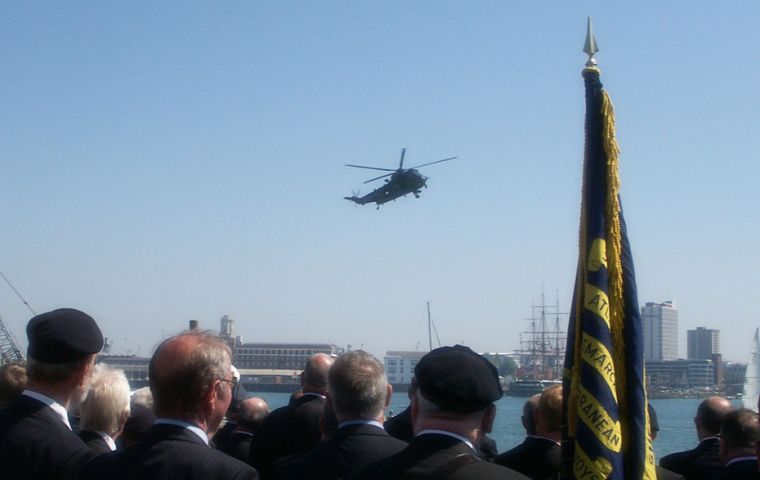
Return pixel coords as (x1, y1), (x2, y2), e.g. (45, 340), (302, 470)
(1, 2), (759, 363)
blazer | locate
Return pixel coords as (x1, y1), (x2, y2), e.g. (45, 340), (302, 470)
(660, 437), (724, 480)
(250, 393), (325, 479)
(80, 429), (113, 453)
(218, 430), (255, 464)
(80, 423), (259, 480)
(717, 459), (759, 480)
(274, 423), (407, 480)
(495, 436), (561, 480)
(0, 394), (96, 480)
(344, 433), (530, 480)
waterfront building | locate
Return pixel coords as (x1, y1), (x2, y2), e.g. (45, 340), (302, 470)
(645, 358), (716, 388)
(384, 351), (426, 387)
(233, 342), (340, 370)
(642, 301), (678, 361)
(687, 327), (720, 360)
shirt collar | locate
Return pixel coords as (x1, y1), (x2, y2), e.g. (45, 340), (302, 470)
(727, 456), (757, 466)
(22, 390), (71, 430)
(338, 419), (384, 430)
(154, 418), (209, 445)
(416, 429), (476, 452)
(94, 431), (117, 451)
(302, 392), (326, 400)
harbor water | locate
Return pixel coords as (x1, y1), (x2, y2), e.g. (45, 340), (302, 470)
(247, 392), (743, 461)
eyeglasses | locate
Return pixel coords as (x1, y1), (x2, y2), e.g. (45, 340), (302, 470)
(220, 377), (240, 398)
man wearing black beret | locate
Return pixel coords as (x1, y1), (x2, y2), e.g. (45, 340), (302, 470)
(345, 345), (529, 480)
(0, 308), (104, 480)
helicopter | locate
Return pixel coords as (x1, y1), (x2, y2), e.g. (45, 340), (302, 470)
(344, 148), (457, 208)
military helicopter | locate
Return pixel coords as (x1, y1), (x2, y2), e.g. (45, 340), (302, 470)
(344, 148), (457, 208)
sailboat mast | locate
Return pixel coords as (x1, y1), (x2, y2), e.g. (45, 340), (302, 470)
(427, 301), (432, 352)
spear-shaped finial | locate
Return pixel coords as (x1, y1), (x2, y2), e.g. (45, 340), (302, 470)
(583, 17), (599, 67)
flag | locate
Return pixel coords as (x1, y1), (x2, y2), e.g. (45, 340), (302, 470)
(561, 64), (656, 480)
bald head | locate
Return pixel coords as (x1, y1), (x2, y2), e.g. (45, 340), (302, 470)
(237, 397), (270, 432)
(696, 396), (733, 438)
(302, 353), (334, 394)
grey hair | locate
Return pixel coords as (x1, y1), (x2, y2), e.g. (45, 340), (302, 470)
(26, 356), (91, 383)
(328, 350), (387, 419)
(80, 364), (131, 434)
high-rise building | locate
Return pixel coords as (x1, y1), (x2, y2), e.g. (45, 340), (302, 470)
(687, 327), (720, 360)
(642, 301), (678, 361)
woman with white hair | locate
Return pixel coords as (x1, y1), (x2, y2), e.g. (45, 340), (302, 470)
(79, 363), (131, 452)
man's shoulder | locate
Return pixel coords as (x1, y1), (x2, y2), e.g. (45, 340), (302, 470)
(660, 439), (721, 469)
(82, 430), (258, 480)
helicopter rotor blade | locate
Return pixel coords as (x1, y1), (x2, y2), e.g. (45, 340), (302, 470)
(407, 156), (458, 169)
(345, 164), (396, 172)
(363, 172), (394, 184)
(399, 148), (406, 170)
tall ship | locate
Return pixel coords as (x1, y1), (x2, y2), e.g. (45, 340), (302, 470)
(506, 290), (567, 397)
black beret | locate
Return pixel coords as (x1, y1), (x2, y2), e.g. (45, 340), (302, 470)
(414, 345), (503, 413)
(26, 308), (104, 364)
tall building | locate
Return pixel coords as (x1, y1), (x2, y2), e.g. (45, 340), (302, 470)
(687, 327), (720, 360)
(384, 351), (427, 386)
(642, 301), (678, 361)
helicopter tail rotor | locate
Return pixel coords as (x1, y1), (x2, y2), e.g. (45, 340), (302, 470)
(399, 148), (406, 170)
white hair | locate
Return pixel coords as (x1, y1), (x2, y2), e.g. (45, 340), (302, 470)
(80, 364), (131, 434)
(131, 386), (154, 410)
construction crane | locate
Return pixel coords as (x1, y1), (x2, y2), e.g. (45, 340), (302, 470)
(0, 314), (24, 365)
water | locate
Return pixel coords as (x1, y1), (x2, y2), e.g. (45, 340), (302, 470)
(247, 393), (741, 461)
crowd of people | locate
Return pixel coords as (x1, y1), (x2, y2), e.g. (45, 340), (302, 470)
(1, 308), (760, 480)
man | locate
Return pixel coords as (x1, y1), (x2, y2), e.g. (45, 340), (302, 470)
(81, 330), (258, 479)
(79, 363), (131, 452)
(250, 352), (334, 479)
(384, 376), (498, 461)
(0, 308), (103, 480)
(275, 350), (408, 480)
(0, 362), (27, 408)
(494, 385), (561, 480)
(346, 345), (529, 480)
(717, 408), (760, 479)
(660, 396), (733, 480)
(218, 396), (270, 463)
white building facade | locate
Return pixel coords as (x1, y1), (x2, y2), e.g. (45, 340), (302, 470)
(642, 301), (679, 361)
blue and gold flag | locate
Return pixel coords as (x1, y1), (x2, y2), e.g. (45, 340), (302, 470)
(561, 64), (656, 480)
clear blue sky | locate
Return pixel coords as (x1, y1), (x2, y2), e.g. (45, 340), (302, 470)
(1, 2), (758, 362)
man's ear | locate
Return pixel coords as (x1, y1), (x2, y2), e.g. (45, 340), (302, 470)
(481, 404), (496, 434)
(385, 384), (393, 408)
(203, 379), (221, 415)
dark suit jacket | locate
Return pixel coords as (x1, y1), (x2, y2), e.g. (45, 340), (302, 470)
(660, 437), (723, 480)
(495, 436), (560, 480)
(658, 466), (686, 480)
(80, 423), (258, 480)
(218, 431), (255, 464)
(80, 429), (113, 453)
(384, 406), (498, 461)
(344, 433), (530, 480)
(385, 406), (414, 442)
(274, 423), (407, 480)
(717, 459), (759, 480)
(0, 394), (96, 480)
(250, 393), (325, 479)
